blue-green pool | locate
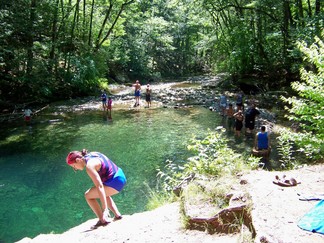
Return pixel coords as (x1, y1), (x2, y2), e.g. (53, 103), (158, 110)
(0, 105), (225, 242)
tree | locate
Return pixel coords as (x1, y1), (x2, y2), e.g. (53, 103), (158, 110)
(280, 31), (324, 161)
(0, 0), (323, 105)
(0, 0), (136, 104)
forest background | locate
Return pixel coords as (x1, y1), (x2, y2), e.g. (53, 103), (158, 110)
(0, 0), (322, 106)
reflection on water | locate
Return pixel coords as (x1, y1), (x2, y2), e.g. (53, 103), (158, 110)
(0, 106), (222, 242)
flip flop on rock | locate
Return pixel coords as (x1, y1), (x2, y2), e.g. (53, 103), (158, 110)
(273, 175), (300, 187)
(91, 220), (109, 229)
(114, 215), (123, 221)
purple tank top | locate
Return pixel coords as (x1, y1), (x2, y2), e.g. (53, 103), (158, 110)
(85, 152), (118, 182)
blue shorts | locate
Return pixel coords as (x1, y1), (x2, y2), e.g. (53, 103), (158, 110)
(135, 90), (141, 97)
(103, 168), (127, 192)
(220, 103), (227, 108)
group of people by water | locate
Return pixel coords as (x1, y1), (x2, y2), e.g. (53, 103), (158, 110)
(215, 91), (271, 163)
(100, 91), (113, 119)
(71, 84), (271, 229)
(132, 80), (152, 108)
(100, 80), (152, 119)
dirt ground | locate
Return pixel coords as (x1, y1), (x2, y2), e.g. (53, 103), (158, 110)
(17, 164), (324, 243)
(243, 163), (324, 243)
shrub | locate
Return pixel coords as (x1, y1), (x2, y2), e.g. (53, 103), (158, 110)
(280, 33), (324, 162)
(157, 129), (257, 194)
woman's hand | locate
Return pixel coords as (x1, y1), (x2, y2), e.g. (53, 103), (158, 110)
(103, 208), (111, 222)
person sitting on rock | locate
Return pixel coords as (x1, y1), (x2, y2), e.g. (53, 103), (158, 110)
(253, 125), (271, 162)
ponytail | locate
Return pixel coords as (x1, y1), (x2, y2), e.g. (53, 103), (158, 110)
(81, 148), (88, 156)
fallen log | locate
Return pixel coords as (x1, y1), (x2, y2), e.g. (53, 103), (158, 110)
(187, 204), (255, 235)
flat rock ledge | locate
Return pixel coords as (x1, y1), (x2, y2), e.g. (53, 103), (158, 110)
(17, 202), (239, 243)
(178, 164), (324, 243)
(179, 176), (255, 239)
(17, 164), (324, 243)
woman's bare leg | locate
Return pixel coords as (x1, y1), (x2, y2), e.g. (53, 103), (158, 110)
(85, 187), (103, 220)
(85, 186), (121, 219)
(106, 195), (121, 217)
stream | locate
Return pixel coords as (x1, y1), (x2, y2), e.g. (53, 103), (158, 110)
(0, 79), (279, 242)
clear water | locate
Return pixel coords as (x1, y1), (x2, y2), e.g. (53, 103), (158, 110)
(0, 106), (226, 242)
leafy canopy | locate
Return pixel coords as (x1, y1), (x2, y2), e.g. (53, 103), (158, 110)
(280, 31), (324, 161)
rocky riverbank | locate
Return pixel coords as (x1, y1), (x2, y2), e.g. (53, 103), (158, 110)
(47, 75), (277, 129)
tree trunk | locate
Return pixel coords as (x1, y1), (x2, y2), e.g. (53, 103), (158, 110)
(26, 0), (37, 76)
(282, 0), (291, 63)
(315, 0), (320, 15)
(296, 0), (304, 27)
(315, 0), (321, 35)
(307, 0), (312, 17)
(95, 0), (135, 51)
(88, 0), (95, 46)
(50, 0), (59, 61)
(95, 3), (113, 48)
(71, 0), (81, 42)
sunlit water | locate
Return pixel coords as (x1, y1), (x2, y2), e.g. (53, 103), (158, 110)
(0, 101), (278, 242)
(1, 105), (237, 242)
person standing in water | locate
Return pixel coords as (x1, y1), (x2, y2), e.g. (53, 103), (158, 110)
(233, 109), (244, 137)
(23, 107), (33, 124)
(107, 97), (113, 119)
(101, 90), (107, 111)
(145, 84), (152, 108)
(66, 149), (126, 229)
(226, 103), (235, 131)
(219, 92), (227, 116)
(133, 80), (141, 107)
(245, 102), (260, 135)
(235, 91), (244, 112)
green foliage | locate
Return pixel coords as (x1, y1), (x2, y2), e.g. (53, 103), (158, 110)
(0, 0), (323, 104)
(157, 129), (256, 194)
(185, 129), (243, 176)
(280, 32), (324, 161)
(276, 127), (297, 169)
(98, 78), (109, 91)
(0, 0), (134, 103)
(157, 159), (186, 192)
(143, 182), (175, 210)
(120, 0), (214, 79)
(185, 130), (260, 175)
(204, 0), (286, 75)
